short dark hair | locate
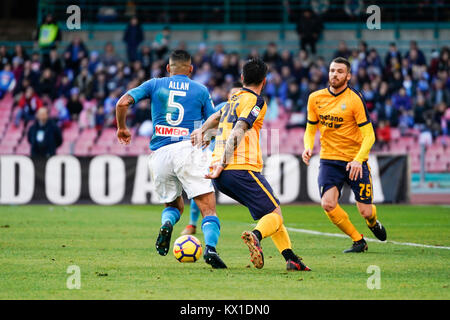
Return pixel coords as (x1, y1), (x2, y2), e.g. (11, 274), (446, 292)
(331, 57), (351, 72)
(169, 50), (191, 63)
(242, 58), (268, 86)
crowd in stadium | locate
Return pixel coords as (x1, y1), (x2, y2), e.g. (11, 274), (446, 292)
(0, 26), (449, 154)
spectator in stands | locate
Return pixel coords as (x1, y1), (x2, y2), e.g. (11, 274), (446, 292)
(262, 42), (281, 66)
(92, 72), (109, 101)
(64, 36), (89, 74)
(375, 120), (391, 150)
(12, 44), (29, 66)
(211, 43), (226, 69)
(55, 75), (72, 99)
(153, 26), (171, 60)
(139, 45), (153, 74)
(123, 16), (144, 63)
(429, 79), (450, 107)
(413, 92), (430, 130)
(66, 87), (83, 121)
(95, 105), (106, 132)
(393, 87), (412, 111)
(100, 42), (120, 68)
(35, 13), (61, 60)
(75, 67), (94, 99)
(384, 42), (402, 71)
(334, 41), (351, 60)
(294, 9), (323, 55)
(87, 51), (101, 74)
(132, 100), (151, 128)
(42, 48), (63, 76)
(405, 41), (427, 66)
(38, 68), (56, 100)
(15, 86), (43, 127)
(0, 45), (11, 70)
(379, 97), (399, 127)
(27, 107), (62, 158)
(0, 63), (16, 99)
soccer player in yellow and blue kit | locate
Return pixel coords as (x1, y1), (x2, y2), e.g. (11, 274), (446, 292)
(181, 81), (243, 236)
(192, 58), (311, 271)
(302, 57), (387, 253)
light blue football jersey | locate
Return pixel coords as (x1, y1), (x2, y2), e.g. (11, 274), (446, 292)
(126, 74), (215, 151)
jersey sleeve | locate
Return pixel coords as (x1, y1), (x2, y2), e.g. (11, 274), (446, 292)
(237, 95), (264, 128)
(306, 94), (319, 124)
(352, 91), (371, 127)
(201, 89), (216, 120)
(126, 79), (156, 105)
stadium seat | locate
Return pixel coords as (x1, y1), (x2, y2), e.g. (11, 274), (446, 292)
(73, 140), (92, 156)
(56, 142), (72, 155)
(390, 128), (401, 141)
(97, 128), (117, 146)
(89, 144), (109, 155)
(0, 145), (15, 155)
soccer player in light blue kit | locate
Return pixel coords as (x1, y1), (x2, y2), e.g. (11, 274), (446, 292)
(181, 81), (243, 236)
(116, 50), (227, 268)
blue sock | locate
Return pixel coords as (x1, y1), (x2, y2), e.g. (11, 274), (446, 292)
(189, 199), (200, 227)
(201, 215), (221, 249)
(161, 207), (181, 227)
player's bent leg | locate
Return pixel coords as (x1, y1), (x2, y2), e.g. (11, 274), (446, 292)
(357, 202), (387, 241)
(181, 199), (199, 235)
(322, 187), (363, 242)
(193, 192), (227, 269)
(155, 197), (183, 256)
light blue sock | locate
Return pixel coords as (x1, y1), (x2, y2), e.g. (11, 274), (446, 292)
(161, 207), (181, 226)
(201, 215), (221, 249)
(189, 199), (200, 227)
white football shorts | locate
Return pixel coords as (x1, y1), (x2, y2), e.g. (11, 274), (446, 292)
(148, 140), (214, 203)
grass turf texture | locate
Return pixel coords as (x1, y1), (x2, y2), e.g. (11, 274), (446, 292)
(0, 204), (449, 300)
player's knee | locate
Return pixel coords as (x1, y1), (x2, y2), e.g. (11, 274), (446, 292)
(359, 207), (372, 219)
(321, 199), (337, 213)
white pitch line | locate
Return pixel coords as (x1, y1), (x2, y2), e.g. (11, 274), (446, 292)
(286, 227), (450, 250)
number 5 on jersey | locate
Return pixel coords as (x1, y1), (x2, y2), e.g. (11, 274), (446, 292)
(167, 90), (185, 126)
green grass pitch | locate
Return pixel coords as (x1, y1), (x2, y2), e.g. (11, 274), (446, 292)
(0, 204), (449, 300)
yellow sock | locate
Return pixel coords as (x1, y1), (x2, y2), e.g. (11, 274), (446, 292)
(271, 224), (292, 253)
(325, 205), (362, 241)
(366, 205), (378, 228)
(254, 212), (283, 239)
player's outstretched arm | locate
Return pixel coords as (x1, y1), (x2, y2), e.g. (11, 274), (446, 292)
(116, 93), (135, 145)
(191, 110), (221, 148)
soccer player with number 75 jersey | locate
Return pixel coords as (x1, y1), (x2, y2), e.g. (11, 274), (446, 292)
(115, 50), (227, 268)
(302, 57), (387, 253)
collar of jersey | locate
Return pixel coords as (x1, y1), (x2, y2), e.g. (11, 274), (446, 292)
(171, 74), (189, 78)
(241, 87), (260, 97)
(327, 85), (348, 97)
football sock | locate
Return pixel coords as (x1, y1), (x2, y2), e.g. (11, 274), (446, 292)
(189, 199), (200, 227)
(201, 215), (220, 249)
(365, 205), (378, 228)
(161, 207), (181, 227)
(254, 212), (283, 239)
(271, 224), (292, 253)
(252, 230), (263, 242)
(325, 205), (362, 242)
(281, 249), (298, 262)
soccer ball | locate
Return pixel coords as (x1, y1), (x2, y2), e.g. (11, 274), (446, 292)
(173, 235), (202, 262)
